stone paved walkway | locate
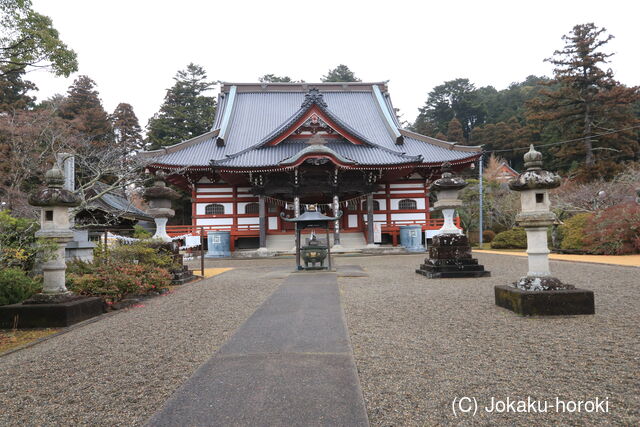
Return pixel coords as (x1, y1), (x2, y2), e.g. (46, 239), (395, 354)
(147, 272), (369, 426)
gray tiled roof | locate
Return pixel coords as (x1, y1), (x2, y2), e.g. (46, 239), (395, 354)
(146, 83), (480, 168)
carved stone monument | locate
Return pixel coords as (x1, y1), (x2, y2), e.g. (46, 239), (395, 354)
(143, 173), (180, 242)
(0, 164), (103, 328)
(416, 163), (490, 278)
(494, 145), (595, 315)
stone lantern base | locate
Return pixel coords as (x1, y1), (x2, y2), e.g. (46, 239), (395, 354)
(416, 234), (490, 278)
(494, 285), (595, 316)
(0, 295), (104, 328)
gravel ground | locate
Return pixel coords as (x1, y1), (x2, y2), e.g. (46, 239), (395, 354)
(0, 259), (286, 426)
(339, 253), (640, 426)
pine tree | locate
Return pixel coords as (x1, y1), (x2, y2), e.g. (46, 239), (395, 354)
(526, 23), (639, 178)
(58, 75), (112, 144)
(446, 118), (465, 143)
(146, 63), (216, 149)
(259, 74), (295, 83)
(112, 103), (142, 151)
(321, 65), (361, 82)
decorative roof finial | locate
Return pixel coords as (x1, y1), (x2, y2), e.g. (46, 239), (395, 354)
(301, 88), (328, 109)
(523, 144), (543, 171)
(44, 164), (65, 188)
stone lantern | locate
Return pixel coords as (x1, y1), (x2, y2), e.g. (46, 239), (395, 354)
(494, 145), (594, 315)
(416, 163), (490, 278)
(0, 164), (103, 328)
(143, 173), (180, 242)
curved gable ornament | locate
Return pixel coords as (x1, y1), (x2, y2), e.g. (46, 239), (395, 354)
(278, 144), (356, 167)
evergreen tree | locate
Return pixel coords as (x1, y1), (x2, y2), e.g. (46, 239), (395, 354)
(259, 74), (297, 83)
(526, 23), (639, 178)
(446, 117), (465, 143)
(413, 78), (485, 141)
(146, 63), (216, 149)
(112, 102), (142, 151)
(0, 68), (36, 112)
(58, 75), (112, 144)
(321, 64), (361, 82)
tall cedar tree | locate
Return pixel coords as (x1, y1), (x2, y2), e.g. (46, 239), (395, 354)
(0, 0), (77, 77)
(58, 75), (113, 145)
(446, 117), (465, 143)
(526, 23), (639, 178)
(146, 63), (216, 149)
(0, 68), (36, 111)
(112, 102), (143, 151)
(413, 78), (486, 141)
(321, 65), (361, 82)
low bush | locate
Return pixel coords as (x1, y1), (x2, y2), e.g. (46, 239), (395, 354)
(483, 230), (496, 243)
(584, 203), (640, 255)
(67, 263), (171, 302)
(97, 240), (178, 271)
(0, 268), (41, 306)
(491, 227), (527, 249)
(559, 213), (592, 251)
(0, 210), (56, 271)
(132, 225), (152, 239)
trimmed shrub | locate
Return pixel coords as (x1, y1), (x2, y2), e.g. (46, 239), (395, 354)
(559, 213), (592, 251)
(0, 211), (56, 271)
(483, 230), (496, 243)
(491, 227), (528, 249)
(67, 263), (171, 302)
(584, 203), (640, 255)
(0, 268), (41, 306)
(97, 241), (177, 270)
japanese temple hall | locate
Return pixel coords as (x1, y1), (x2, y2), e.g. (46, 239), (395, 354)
(142, 82), (481, 251)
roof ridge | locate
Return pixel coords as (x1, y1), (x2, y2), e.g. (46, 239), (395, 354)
(137, 129), (220, 159)
(398, 129), (482, 153)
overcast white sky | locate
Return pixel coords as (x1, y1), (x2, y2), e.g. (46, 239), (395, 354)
(29, 0), (639, 129)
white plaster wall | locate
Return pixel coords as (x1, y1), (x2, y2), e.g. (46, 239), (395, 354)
(196, 218), (233, 226)
(391, 212), (426, 221)
(268, 217), (278, 230)
(390, 183), (424, 188)
(348, 214), (358, 228)
(390, 189), (424, 194)
(196, 186), (233, 193)
(238, 217), (259, 225)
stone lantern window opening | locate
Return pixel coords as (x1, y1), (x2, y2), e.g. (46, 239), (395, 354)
(45, 210), (54, 221)
(536, 193), (544, 204)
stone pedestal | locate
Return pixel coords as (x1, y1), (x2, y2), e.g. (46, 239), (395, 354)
(495, 286), (595, 316)
(416, 234), (490, 278)
(0, 296), (105, 328)
(143, 175), (180, 242)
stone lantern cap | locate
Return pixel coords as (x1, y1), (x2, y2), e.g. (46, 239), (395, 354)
(429, 162), (468, 193)
(143, 173), (181, 202)
(509, 145), (561, 191)
(28, 164), (80, 207)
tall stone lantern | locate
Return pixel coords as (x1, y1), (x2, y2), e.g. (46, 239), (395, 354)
(416, 163), (490, 278)
(494, 145), (595, 315)
(0, 164), (103, 328)
(143, 173), (180, 242)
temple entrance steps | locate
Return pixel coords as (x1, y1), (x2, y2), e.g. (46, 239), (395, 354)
(265, 232), (367, 252)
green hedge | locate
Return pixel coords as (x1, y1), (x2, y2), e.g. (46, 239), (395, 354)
(0, 268), (41, 306)
(491, 227), (527, 249)
(559, 213), (592, 251)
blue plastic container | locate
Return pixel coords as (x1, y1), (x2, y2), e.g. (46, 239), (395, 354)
(206, 231), (231, 258)
(399, 225), (425, 252)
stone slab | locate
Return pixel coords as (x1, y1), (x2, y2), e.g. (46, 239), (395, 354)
(494, 285), (595, 316)
(0, 296), (104, 328)
(218, 274), (351, 355)
(147, 272), (369, 426)
(416, 269), (491, 279)
(146, 353), (368, 427)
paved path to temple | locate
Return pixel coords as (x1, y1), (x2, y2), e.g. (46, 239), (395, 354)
(147, 272), (369, 426)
